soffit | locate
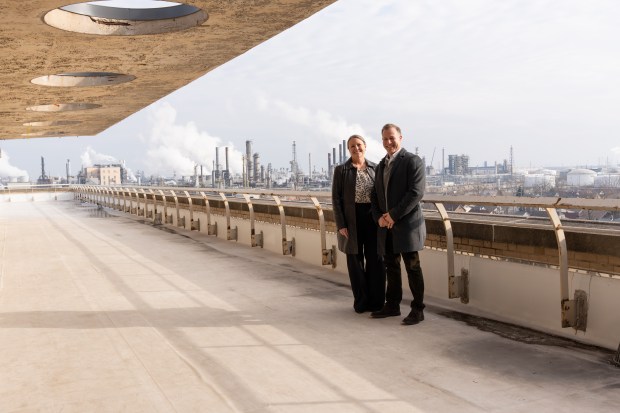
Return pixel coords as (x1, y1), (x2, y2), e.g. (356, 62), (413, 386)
(0, 0), (335, 140)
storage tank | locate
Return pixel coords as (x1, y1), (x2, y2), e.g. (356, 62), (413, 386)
(523, 174), (555, 188)
(594, 174), (620, 187)
(567, 169), (596, 186)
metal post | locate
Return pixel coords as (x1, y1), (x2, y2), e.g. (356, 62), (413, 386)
(272, 195), (295, 255)
(199, 191), (217, 235)
(547, 207), (587, 331)
(310, 196), (335, 268)
(219, 192), (237, 241)
(435, 202), (468, 303)
(242, 193), (263, 248)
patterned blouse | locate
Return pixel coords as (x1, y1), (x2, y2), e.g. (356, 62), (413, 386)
(355, 167), (373, 203)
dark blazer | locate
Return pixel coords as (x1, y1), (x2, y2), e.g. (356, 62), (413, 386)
(332, 158), (377, 254)
(371, 147), (426, 255)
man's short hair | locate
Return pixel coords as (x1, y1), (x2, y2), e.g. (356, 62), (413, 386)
(381, 123), (401, 135)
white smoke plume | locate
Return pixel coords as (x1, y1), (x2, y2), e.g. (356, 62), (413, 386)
(80, 146), (118, 167)
(0, 150), (29, 179)
(80, 146), (138, 182)
(144, 102), (243, 176)
(259, 97), (385, 162)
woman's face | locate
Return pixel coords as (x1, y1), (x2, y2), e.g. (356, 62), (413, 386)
(348, 138), (366, 159)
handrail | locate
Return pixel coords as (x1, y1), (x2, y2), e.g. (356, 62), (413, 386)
(69, 184), (620, 332)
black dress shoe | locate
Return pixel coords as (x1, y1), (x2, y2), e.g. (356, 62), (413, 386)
(402, 309), (424, 325)
(370, 305), (401, 318)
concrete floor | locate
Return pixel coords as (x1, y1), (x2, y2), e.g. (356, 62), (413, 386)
(1, 200), (619, 413)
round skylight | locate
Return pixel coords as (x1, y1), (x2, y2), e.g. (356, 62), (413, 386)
(44, 1), (207, 36)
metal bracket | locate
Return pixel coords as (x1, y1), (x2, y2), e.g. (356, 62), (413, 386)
(228, 226), (238, 241)
(612, 343), (620, 367)
(208, 221), (217, 236)
(283, 237), (295, 256)
(561, 289), (588, 331)
(252, 230), (264, 248)
(449, 267), (469, 304)
(191, 219), (200, 231)
(322, 245), (337, 268)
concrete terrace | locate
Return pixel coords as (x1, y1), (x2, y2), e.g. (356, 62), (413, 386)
(1, 200), (619, 412)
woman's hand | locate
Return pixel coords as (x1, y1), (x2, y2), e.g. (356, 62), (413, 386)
(339, 228), (349, 239)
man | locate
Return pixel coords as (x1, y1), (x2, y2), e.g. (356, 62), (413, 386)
(370, 123), (427, 325)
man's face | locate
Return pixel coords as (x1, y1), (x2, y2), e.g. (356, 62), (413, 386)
(382, 127), (402, 156)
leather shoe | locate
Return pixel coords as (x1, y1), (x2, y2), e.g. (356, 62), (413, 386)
(402, 309), (424, 325)
(370, 305), (401, 318)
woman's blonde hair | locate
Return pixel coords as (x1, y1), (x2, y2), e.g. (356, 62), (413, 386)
(347, 134), (366, 147)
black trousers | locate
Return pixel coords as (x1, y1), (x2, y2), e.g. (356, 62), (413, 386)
(384, 230), (425, 311)
(346, 203), (386, 312)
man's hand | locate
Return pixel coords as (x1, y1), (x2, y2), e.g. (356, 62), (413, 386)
(378, 216), (388, 228)
(339, 228), (349, 239)
(382, 213), (395, 229)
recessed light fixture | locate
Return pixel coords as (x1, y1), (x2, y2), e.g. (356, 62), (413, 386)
(26, 103), (101, 112)
(44, 1), (207, 36)
(31, 72), (135, 87)
(23, 120), (82, 127)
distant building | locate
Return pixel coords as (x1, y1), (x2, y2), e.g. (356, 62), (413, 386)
(79, 164), (126, 185)
(448, 154), (469, 175)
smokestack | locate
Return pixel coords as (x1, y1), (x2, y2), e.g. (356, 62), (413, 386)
(66, 159), (70, 184)
(308, 153), (312, 180)
(215, 147), (220, 181)
(212, 160), (215, 187)
(225, 146), (230, 187)
(225, 146), (229, 172)
(342, 139), (346, 162)
(246, 140), (252, 182)
(260, 165), (265, 182)
(253, 153), (260, 183)
(328, 153), (332, 179)
(332, 148), (336, 166)
(338, 145), (342, 165)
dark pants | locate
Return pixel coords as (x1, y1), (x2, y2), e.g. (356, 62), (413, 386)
(384, 230), (425, 311)
(346, 203), (386, 312)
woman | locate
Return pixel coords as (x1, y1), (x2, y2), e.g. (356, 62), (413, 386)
(332, 135), (386, 313)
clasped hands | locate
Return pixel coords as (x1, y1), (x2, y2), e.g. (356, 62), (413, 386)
(378, 213), (395, 229)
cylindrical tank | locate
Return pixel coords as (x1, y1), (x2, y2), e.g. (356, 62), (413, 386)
(567, 169), (596, 186)
(523, 174), (555, 188)
(594, 174), (620, 187)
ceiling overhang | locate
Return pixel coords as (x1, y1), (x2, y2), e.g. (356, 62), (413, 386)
(0, 1), (335, 140)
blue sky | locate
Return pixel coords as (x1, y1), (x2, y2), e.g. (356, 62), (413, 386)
(2, 0), (620, 179)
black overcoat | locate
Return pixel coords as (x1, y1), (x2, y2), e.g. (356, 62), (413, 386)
(371, 148), (426, 254)
(332, 158), (377, 254)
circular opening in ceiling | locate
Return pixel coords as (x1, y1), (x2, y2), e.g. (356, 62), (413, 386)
(44, 1), (208, 36)
(26, 103), (101, 112)
(31, 72), (135, 87)
(23, 120), (82, 127)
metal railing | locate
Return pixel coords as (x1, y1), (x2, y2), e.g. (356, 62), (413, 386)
(72, 184), (620, 334)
